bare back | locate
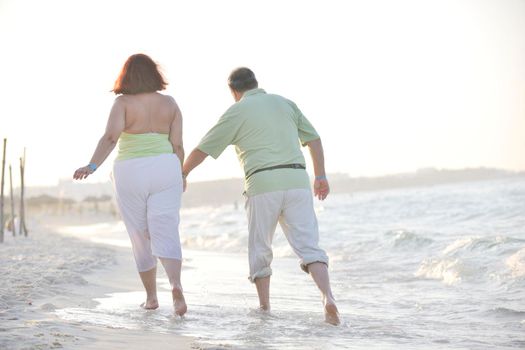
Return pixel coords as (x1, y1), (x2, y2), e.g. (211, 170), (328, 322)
(119, 92), (177, 134)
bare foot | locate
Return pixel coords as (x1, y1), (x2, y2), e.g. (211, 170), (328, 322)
(172, 286), (187, 317)
(140, 299), (159, 310)
(324, 297), (340, 326)
(259, 304), (270, 312)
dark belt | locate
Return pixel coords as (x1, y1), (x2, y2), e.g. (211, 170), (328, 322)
(245, 163), (306, 180)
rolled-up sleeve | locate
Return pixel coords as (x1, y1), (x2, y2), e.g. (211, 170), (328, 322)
(197, 107), (241, 159)
(296, 108), (320, 146)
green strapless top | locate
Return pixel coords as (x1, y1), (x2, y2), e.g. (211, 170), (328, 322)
(116, 132), (173, 161)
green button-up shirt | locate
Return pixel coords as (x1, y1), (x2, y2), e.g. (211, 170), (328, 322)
(197, 88), (320, 196)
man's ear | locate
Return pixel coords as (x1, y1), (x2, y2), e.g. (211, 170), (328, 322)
(230, 88), (237, 100)
(231, 89), (242, 102)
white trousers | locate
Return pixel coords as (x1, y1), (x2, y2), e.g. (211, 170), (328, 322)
(245, 188), (329, 282)
(112, 154), (183, 272)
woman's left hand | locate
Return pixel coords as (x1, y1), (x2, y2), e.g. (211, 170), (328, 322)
(73, 166), (94, 180)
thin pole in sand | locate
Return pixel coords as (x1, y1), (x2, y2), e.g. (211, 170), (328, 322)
(9, 164), (15, 237)
(0, 138), (6, 243)
(19, 148), (28, 237)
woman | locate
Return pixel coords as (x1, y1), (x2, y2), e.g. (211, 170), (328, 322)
(73, 53), (187, 316)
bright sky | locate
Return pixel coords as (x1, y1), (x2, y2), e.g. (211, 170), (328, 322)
(0, 0), (524, 187)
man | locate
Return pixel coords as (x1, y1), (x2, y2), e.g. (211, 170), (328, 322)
(182, 67), (340, 325)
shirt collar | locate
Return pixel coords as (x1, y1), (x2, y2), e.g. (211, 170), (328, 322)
(241, 88), (266, 99)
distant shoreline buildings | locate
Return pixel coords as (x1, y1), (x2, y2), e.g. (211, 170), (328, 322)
(21, 167), (525, 210)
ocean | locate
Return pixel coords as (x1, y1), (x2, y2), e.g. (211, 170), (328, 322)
(55, 177), (525, 349)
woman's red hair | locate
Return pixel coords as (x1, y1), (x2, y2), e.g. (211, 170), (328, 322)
(112, 54), (167, 94)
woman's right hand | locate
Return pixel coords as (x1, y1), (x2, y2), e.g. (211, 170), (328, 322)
(73, 166), (93, 180)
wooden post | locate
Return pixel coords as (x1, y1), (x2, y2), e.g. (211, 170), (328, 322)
(9, 165), (15, 236)
(22, 149), (27, 236)
(19, 157), (23, 236)
(19, 149), (28, 236)
(0, 138), (6, 243)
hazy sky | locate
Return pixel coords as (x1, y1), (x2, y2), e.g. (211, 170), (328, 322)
(1, 0), (524, 187)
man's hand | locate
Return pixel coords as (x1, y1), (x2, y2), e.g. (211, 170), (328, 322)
(314, 178), (330, 200)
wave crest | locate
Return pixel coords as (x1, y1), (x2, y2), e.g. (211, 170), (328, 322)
(506, 247), (525, 278)
(442, 236), (524, 255)
(385, 229), (433, 249)
(415, 258), (463, 285)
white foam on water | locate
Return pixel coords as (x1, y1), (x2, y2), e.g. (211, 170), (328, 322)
(442, 238), (476, 255)
(415, 258), (463, 285)
(506, 247), (525, 277)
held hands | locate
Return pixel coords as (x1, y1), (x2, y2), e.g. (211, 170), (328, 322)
(182, 172), (188, 192)
(73, 166), (94, 180)
(314, 178), (330, 200)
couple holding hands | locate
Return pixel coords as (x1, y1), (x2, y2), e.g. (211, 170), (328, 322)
(73, 53), (340, 325)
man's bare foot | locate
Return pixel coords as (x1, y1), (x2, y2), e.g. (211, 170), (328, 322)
(140, 299), (159, 310)
(259, 303), (270, 312)
(324, 297), (340, 326)
(172, 286), (187, 317)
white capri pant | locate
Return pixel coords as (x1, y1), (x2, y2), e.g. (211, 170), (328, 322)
(112, 154), (183, 272)
(245, 188), (329, 282)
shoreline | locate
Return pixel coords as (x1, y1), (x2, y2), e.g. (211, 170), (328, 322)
(0, 222), (196, 350)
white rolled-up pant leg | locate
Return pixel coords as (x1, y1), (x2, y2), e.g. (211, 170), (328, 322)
(147, 158), (183, 261)
(246, 191), (283, 282)
(279, 189), (329, 273)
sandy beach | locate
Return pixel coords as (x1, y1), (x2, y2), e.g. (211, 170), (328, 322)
(0, 216), (195, 350)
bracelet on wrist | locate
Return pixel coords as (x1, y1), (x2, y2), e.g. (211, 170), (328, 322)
(315, 175), (327, 180)
(88, 163), (97, 172)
